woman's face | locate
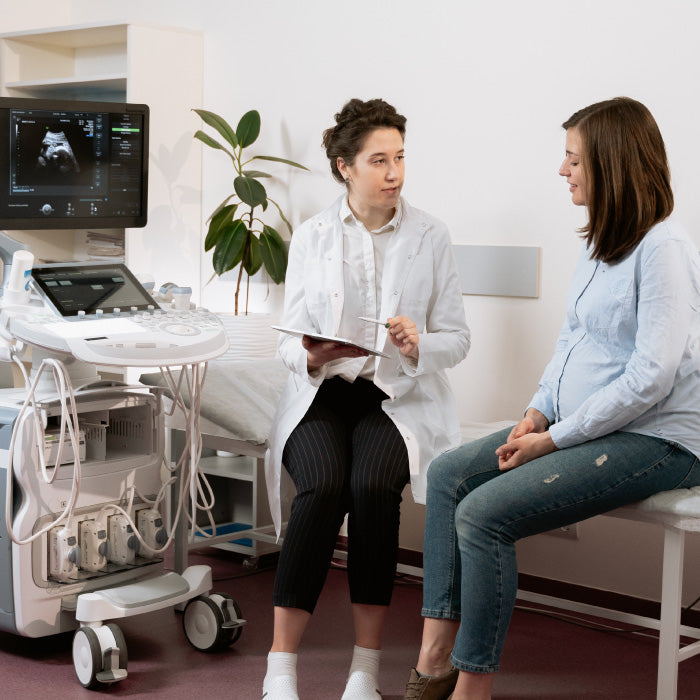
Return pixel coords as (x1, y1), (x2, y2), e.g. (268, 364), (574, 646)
(337, 127), (405, 214)
(559, 127), (588, 206)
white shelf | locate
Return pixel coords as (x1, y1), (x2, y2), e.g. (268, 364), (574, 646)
(198, 455), (255, 481)
(0, 22), (204, 296)
(4, 75), (127, 100)
(0, 24), (129, 47)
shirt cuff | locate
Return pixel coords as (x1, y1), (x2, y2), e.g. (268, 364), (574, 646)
(527, 395), (555, 425)
(399, 352), (421, 376)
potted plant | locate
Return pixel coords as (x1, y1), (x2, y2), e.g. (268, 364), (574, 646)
(194, 108), (309, 315)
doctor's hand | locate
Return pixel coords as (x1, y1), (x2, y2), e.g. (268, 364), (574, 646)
(495, 430), (557, 471)
(303, 336), (368, 373)
(386, 316), (419, 359)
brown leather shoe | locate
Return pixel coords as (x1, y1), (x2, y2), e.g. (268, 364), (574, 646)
(404, 666), (458, 699)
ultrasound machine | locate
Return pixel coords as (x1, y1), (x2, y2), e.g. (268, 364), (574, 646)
(0, 97), (243, 688)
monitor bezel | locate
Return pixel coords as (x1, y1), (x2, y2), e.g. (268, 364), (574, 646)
(0, 96), (149, 230)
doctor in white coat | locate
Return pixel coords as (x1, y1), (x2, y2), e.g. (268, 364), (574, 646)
(262, 98), (470, 700)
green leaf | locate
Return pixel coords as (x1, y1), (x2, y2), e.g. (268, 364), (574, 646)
(268, 196), (294, 235)
(207, 195), (235, 223)
(194, 130), (233, 157)
(236, 110), (261, 148)
(244, 236), (263, 276)
(259, 225), (288, 283)
(253, 155), (310, 171)
(204, 203), (237, 251)
(193, 109), (239, 149)
(242, 169), (272, 178)
(213, 220), (249, 275)
(234, 175), (267, 208)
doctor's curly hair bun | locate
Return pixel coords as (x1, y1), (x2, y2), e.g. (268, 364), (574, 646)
(323, 98), (406, 184)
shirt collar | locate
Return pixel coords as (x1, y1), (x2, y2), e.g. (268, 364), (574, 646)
(340, 196), (403, 234)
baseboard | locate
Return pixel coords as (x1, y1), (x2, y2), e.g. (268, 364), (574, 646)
(517, 575), (699, 629)
(384, 543), (700, 629)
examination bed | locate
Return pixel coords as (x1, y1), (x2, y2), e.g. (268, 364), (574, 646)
(142, 359), (700, 700)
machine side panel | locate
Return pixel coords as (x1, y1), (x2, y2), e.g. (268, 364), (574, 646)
(0, 409), (19, 633)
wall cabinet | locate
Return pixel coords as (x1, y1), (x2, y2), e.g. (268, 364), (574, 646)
(0, 22), (204, 297)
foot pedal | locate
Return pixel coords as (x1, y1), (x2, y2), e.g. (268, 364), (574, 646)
(96, 647), (128, 683)
(221, 598), (246, 629)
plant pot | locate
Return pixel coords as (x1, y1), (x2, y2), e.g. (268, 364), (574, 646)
(215, 312), (279, 361)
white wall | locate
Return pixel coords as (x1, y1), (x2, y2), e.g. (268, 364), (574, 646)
(4, 0), (700, 604)
(0, 2), (71, 32)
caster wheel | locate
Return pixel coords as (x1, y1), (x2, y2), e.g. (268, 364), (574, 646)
(183, 593), (245, 651)
(73, 627), (102, 689)
(183, 595), (226, 652)
(210, 592), (244, 646)
(72, 624), (129, 689)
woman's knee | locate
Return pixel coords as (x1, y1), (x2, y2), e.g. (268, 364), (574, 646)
(292, 474), (347, 513)
(350, 472), (404, 504)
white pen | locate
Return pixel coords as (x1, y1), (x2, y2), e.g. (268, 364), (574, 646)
(359, 316), (390, 328)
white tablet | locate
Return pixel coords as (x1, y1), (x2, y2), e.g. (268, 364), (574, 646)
(271, 325), (390, 358)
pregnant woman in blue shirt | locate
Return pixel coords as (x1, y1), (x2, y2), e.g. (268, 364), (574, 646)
(404, 97), (700, 700)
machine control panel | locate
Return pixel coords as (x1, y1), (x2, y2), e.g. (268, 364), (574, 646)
(0, 262), (229, 366)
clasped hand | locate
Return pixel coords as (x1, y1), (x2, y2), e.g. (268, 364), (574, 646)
(495, 409), (557, 471)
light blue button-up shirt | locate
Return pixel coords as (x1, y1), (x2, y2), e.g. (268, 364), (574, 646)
(529, 218), (700, 458)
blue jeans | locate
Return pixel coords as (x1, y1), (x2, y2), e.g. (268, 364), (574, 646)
(422, 428), (700, 673)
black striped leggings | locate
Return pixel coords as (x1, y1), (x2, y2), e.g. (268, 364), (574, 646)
(273, 376), (410, 613)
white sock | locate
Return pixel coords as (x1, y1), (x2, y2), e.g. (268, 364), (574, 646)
(341, 646), (381, 699)
(347, 645), (381, 679)
(263, 652), (298, 699)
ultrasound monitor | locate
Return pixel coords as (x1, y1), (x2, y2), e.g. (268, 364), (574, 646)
(0, 97), (149, 229)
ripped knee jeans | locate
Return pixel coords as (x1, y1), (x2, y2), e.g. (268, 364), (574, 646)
(421, 427), (700, 673)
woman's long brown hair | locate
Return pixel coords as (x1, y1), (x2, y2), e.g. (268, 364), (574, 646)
(563, 97), (673, 263)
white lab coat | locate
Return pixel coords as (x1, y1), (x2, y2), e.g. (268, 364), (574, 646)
(265, 195), (470, 536)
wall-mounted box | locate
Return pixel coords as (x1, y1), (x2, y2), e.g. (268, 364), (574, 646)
(453, 244), (539, 298)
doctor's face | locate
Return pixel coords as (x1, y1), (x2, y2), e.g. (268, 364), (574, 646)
(338, 127), (405, 215)
(559, 127), (588, 206)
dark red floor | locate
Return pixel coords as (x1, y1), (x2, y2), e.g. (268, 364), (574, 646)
(1, 548), (700, 699)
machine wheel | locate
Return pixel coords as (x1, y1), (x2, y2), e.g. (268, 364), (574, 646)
(210, 592), (244, 646)
(183, 595), (226, 652)
(73, 624), (129, 689)
(72, 627), (104, 689)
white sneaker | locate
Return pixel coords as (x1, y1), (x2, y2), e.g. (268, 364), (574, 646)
(262, 674), (299, 700)
(341, 670), (381, 699)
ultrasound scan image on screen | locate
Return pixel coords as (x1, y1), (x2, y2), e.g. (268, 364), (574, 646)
(0, 97), (149, 230)
(16, 118), (92, 187)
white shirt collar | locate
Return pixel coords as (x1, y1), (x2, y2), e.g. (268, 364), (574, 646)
(340, 196), (403, 234)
